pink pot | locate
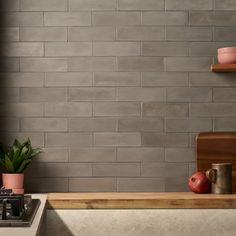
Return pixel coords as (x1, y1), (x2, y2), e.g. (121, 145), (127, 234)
(218, 47), (236, 54)
(218, 53), (236, 64)
(2, 173), (24, 194)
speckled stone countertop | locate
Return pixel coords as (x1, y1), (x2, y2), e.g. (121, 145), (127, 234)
(0, 194), (47, 236)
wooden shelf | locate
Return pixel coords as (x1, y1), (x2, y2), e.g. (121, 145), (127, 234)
(47, 192), (236, 209)
(211, 64), (236, 72)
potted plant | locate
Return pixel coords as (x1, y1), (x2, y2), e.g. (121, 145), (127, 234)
(0, 138), (41, 194)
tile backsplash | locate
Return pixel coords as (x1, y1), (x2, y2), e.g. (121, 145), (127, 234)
(0, 0), (236, 192)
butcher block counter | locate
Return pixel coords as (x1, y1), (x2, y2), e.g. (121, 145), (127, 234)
(46, 193), (236, 236)
(47, 192), (236, 209)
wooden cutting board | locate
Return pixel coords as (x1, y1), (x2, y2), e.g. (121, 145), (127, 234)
(196, 132), (236, 192)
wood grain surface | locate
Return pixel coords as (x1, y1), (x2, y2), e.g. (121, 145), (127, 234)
(211, 64), (236, 72)
(197, 132), (236, 191)
(47, 192), (236, 209)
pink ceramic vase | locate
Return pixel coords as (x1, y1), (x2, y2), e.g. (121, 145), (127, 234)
(218, 47), (236, 54)
(217, 53), (236, 64)
(2, 173), (24, 194)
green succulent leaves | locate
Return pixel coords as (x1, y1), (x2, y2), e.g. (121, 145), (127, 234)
(0, 138), (41, 173)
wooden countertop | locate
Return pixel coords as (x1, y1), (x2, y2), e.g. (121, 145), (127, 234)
(47, 192), (236, 209)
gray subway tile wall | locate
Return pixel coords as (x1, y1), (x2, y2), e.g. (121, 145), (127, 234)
(0, 0), (235, 192)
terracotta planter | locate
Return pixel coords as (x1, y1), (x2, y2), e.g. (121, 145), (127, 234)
(2, 173), (24, 194)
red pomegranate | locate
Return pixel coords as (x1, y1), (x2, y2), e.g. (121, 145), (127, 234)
(188, 171), (211, 193)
